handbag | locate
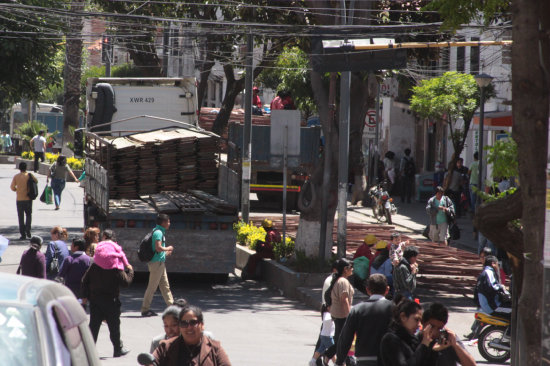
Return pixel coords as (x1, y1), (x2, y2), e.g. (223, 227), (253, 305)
(48, 245), (60, 276)
(39, 185), (52, 204)
(449, 222), (461, 240)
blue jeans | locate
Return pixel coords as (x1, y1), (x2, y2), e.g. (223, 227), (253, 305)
(470, 184), (478, 213)
(51, 178), (66, 207)
(316, 335), (334, 354)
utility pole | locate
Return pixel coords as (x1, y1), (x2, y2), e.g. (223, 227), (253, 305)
(320, 73), (337, 261)
(336, 0), (353, 258)
(241, 31), (253, 223)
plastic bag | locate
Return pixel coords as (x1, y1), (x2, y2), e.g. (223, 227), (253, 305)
(40, 185), (53, 205)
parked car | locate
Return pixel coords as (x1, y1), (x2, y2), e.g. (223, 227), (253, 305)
(0, 272), (101, 365)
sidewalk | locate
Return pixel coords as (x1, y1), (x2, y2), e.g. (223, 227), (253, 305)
(348, 198), (480, 254)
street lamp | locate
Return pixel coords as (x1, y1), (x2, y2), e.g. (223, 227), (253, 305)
(474, 73), (493, 205)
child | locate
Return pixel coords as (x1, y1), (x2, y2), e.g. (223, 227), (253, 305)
(389, 232), (409, 266)
(93, 231), (130, 271)
(309, 304), (335, 366)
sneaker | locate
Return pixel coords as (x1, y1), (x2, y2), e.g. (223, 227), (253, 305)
(141, 310), (157, 317)
(309, 359), (317, 366)
(19, 235), (26, 240)
(113, 346), (130, 357)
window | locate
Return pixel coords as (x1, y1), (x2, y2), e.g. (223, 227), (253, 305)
(0, 304), (42, 365)
(470, 37), (480, 74)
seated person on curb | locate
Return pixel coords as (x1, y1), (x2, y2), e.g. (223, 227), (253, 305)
(242, 219), (280, 280)
(417, 302), (476, 366)
(350, 235), (377, 295)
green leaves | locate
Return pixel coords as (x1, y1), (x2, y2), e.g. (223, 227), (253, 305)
(257, 46), (316, 118)
(410, 71), (479, 123)
(485, 134), (518, 180)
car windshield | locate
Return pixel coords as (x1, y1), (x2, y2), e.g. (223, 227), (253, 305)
(0, 304), (41, 365)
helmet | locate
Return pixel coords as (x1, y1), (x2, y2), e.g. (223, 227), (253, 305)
(375, 240), (388, 250)
(363, 234), (377, 246)
(261, 219), (273, 229)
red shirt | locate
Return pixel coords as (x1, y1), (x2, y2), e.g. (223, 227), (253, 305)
(253, 95), (262, 108)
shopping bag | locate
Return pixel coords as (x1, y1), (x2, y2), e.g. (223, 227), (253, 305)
(43, 185), (53, 205)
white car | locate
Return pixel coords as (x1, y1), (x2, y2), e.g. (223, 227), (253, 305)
(0, 272), (101, 365)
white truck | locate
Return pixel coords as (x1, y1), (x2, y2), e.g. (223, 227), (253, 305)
(85, 77), (198, 135)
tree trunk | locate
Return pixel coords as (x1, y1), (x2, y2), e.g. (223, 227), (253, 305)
(211, 42), (285, 135)
(296, 70), (338, 257)
(212, 65), (243, 136)
(511, 0), (550, 363)
(62, 1), (84, 154)
(128, 45), (163, 77)
(197, 59), (215, 110)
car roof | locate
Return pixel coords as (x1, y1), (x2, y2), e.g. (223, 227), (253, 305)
(0, 272), (73, 306)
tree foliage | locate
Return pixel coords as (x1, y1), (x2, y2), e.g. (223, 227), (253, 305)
(0, 0), (65, 105)
(485, 134), (518, 180)
(257, 46), (316, 118)
(425, 0), (511, 31)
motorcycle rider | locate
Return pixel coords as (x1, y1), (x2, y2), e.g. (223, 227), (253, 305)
(472, 255), (511, 344)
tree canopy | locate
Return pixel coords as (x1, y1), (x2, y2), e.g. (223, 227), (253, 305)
(257, 46), (316, 118)
(0, 0), (65, 106)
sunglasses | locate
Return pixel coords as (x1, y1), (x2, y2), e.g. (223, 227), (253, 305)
(179, 319), (201, 328)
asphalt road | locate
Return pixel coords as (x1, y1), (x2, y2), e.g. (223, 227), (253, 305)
(0, 163), (507, 365)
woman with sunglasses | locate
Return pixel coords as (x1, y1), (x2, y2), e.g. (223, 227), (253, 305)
(153, 305), (232, 366)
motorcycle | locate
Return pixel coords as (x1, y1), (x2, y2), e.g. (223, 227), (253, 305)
(368, 181), (397, 224)
(470, 312), (511, 363)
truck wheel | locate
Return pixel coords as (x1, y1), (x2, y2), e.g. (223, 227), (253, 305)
(298, 180), (316, 213)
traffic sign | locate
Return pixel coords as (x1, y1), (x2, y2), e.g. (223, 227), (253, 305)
(364, 109), (377, 138)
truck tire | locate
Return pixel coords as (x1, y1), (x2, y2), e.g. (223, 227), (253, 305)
(91, 83), (116, 132)
(298, 180), (316, 213)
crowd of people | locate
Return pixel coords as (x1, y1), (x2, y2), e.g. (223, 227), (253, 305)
(11, 212), (230, 363)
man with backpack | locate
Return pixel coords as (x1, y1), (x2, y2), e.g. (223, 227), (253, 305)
(399, 148), (415, 203)
(141, 213), (174, 317)
(10, 162), (38, 240)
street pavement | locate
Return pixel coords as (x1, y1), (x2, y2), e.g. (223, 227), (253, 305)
(0, 162), (505, 365)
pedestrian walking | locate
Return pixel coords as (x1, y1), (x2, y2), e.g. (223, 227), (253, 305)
(335, 274), (394, 366)
(323, 258), (354, 362)
(1, 131), (13, 153)
(30, 130), (46, 172)
(393, 246), (419, 300)
(10, 162), (37, 239)
(46, 155), (78, 210)
(45, 226), (70, 280)
(379, 299), (435, 366)
(16, 236), (46, 279)
(58, 238), (92, 299)
(418, 302), (476, 366)
(81, 254), (134, 357)
(426, 186), (455, 246)
(309, 304), (335, 366)
(399, 148), (415, 203)
(152, 304), (232, 366)
(141, 213), (175, 317)
(84, 227), (100, 257)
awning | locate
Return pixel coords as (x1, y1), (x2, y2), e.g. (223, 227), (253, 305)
(473, 111), (512, 127)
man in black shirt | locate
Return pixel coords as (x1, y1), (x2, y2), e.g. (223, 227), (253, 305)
(335, 274), (393, 366)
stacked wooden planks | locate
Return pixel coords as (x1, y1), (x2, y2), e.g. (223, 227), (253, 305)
(103, 129), (220, 199)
